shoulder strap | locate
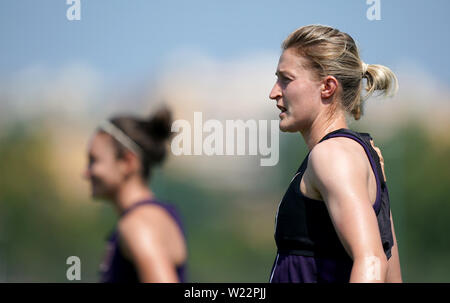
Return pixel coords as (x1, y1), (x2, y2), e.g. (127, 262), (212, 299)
(120, 199), (159, 218)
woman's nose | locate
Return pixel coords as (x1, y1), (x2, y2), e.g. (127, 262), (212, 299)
(269, 82), (281, 100)
(83, 168), (90, 180)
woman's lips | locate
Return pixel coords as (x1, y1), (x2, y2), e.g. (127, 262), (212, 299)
(276, 104), (287, 112)
(277, 104), (287, 118)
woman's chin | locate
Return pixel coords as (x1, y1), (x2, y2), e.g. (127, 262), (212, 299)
(279, 119), (296, 133)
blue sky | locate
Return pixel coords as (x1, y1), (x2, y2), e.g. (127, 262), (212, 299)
(1, 0), (449, 84)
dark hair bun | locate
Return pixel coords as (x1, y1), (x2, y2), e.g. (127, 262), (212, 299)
(106, 106), (174, 179)
(141, 106), (172, 141)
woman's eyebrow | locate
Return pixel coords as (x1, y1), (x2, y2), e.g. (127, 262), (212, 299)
(275, 70), (293, 77)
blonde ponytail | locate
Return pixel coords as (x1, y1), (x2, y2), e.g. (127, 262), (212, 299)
(363, 63), (399, 100)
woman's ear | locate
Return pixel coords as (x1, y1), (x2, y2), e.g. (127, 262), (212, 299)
(119, 151), (141, 177)
(320, 75), (339, 99)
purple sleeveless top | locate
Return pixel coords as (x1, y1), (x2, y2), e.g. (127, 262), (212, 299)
(99, 199), (187, 283)
(270, 128), (393, 283)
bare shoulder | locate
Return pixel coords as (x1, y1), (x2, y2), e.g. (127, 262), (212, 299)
(309, 136), (368, 163)
(308, 137), (370, 194)
(118, 204), (175, 237)
(118, 208), (156, 244)
(118, 203), (186, 264)
(117, 204), (175, 259)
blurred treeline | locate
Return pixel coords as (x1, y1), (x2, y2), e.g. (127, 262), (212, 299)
(0, 118), (449, 282)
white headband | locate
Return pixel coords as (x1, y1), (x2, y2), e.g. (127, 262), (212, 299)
(98, 120), (143, 157)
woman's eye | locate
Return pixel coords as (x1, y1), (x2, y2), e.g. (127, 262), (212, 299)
(280, 76), (291, 84)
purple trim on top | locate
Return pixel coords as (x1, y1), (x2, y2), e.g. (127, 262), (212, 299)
(326, 134), (382, 214)
(120, 199), (160, 218)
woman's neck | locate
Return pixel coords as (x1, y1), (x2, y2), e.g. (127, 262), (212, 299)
(301, 112), (348, 151)
(113, 178), (154, 215)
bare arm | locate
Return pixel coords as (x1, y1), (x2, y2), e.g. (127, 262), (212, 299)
(118, 215), (179, 283)
(309, 138), (388, 282)
(385, 210), (402, 282)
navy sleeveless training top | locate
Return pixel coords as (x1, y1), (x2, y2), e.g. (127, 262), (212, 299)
(270, 128), (394, 283)
(99, 198), (187, 283)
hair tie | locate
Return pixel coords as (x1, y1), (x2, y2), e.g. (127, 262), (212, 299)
(361, 62), (369, 77)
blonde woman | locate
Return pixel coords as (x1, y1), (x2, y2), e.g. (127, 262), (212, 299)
(269, 25), (402, 283)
